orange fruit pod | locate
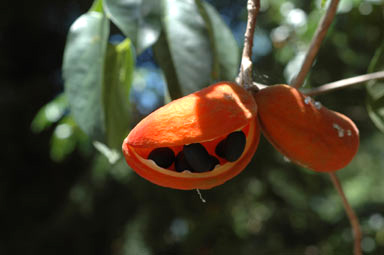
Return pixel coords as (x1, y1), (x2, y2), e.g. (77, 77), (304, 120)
(254, 84), (359, 172)
(122, 82), (261, 190)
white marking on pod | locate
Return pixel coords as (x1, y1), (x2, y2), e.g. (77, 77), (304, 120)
(332, 123), (345, 138)
(283, 156), (291, 162)
(304, 96), (312, 105)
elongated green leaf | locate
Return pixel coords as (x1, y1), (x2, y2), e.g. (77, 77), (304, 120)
(153, 32), (183, 100)
(195, 0), (220, 80)
(63, 12), (110, 142)
(154, 0), (213, 98)
(103, 39), (135, 150)
(366, 42), (384, 134)
(103, 0), (161, 54)
(200, 1), (240, 81)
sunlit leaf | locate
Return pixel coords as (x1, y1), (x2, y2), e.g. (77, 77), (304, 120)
(62, 12), (110, 142)
(31, 94), (68, 133)
(153, 0), (213, 99)
(103, 39), (135, 150)
(366, 42), (384, 134)
(103, 0), (161, 54)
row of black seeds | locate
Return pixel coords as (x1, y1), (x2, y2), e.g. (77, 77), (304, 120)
(178, 144), (219, 172)
(147, 130), (246, 172)
(147, 145), (219, 173)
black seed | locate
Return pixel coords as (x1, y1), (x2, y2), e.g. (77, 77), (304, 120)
(215, 139), (226, 159)
(209, 155), (220, 170)
(225, 131), (246, 162)
(215, 131), (246, 162)
(183, 143), (211, 172)
(148, 147), (175, 168)
(175, 151), (191, 172)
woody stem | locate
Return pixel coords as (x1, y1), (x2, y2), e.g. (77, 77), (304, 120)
(303, 71), (384, 96)
(291, 0), (340, 88)
(238, 0), (260, 91)
(329, 172), (362, 255)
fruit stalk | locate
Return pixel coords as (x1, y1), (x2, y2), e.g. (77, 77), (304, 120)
(329, 172), (362, 255)
(303, 71), (384, 96)
(291, 0), (340, 88)
(238, 0), (260, 90)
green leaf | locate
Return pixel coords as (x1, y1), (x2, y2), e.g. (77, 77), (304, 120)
(154, 0), (213, 99)
(62, 12), (110, 142)
(367, 92), (384, 133)
(103, 39), (135, 150)
(195, 0), (220, 81)
(366, 41), (384, 134)
(200, 1), (240, 81)
(153, 32), (183, 100)
(103, 0), (161, 54)
(321, 0), (328, 8)
(90, 0), (103, 13)
(31, 94), (68, 133)
(50, 117), (79, 162)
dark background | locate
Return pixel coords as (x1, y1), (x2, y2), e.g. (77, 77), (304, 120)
(1, 0), (384, 254)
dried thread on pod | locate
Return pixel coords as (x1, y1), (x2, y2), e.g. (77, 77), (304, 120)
(254, 84), (359, 172)
(122, 82), (261, 190)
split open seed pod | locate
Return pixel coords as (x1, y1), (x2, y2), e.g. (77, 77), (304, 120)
(122, 82), (260, 190)
(254, 85), (359, 172)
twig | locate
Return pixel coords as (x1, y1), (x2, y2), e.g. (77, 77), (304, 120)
(303, 71), (384, 96)
(291, 0), (340, 88)
(329, 172), (362, 255)
(237, 0), (260, 91)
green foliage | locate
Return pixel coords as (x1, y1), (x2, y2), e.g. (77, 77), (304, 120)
(154, 0), (222, 98)
(62, 11), (110, 143)
(103, 39), (134, 150)
(31, 93), (67, 133)
(103, 0), (161, 54)
(200, 1), (240, 82)
(366, 41), (384, 134)
(90, 0), (103, 13)
(50, 116), (90, 162)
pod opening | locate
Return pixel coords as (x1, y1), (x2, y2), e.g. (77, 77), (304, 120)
(131, 124), (251, 174)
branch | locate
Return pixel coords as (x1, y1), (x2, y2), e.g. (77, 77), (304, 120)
(329, 173), (362, 255)
(237, 0), (260, 91)
(303, 71), (384, 96)
(291, 0), (340, 88)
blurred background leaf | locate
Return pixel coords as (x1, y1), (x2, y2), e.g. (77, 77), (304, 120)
(366, 41), (384, 134)
(31, 93), (67, 133)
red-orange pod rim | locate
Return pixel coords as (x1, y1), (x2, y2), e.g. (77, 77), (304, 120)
(122, 82), (260, 189)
